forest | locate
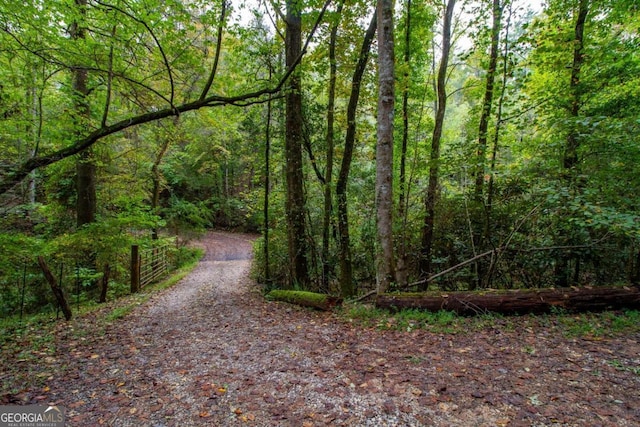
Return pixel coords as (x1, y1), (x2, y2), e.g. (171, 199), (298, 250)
(1, 0), (639, 319)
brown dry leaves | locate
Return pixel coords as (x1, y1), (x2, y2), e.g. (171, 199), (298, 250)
(2, 232), (639, 426)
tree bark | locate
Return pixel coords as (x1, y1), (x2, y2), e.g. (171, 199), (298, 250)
(99, 263), (110, 303)
(37, 256), (73, 320)
(285, 0), (309, 287)
(71, 0), (96, 228)
(336, 12), (377, 298)
(263, 69), (273, 288)
(321, 1), (343, 292)
(471, 0), (503, 289)
(376, 286), (640, 315)
(474, 0), (503, 200)
(563, 0), (589, 172)
(555, 0), (589, 287)
(150, 120), (174, 240)
(376, 0), (397, 293)
(420, 0), (455, 286)
(397, 0), (412, 287)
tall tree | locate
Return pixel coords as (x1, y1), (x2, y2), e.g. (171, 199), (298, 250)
(554, 0), (589, 287)
(396, 0), (412, 287)
(71, 0), (96, 227)
(336, 11), (377, 297)
(285, 0), (309, 287)
(471, 0), (504, 289)
(376, 0), (397, 293)
(321, 0), (344, 291)
(420, 0), (455, 286)
(474, 0), (503, 200)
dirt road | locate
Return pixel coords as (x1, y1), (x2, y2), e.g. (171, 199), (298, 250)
(4, 231), (640, 426)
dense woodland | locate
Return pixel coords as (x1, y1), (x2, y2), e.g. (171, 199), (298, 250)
(1, 0), (639, 317)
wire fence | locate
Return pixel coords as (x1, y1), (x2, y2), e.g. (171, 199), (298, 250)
(1, 243), (173, 322)
(139, 245), (169, 288)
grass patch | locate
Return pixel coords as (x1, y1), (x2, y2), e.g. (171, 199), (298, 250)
(552, 309), (640, 338)
(341, 303), (640, 337)
(341, 303), (466, 333)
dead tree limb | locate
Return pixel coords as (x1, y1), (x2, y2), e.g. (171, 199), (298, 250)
(37, 256), (73, 320)
(376, 286), (640, 315)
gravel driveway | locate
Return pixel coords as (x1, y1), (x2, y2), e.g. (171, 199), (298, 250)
(4, 231), (639, 426)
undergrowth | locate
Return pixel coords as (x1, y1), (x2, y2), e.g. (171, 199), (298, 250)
(340, 303), (640, 337)
(0, 248), (203, 395)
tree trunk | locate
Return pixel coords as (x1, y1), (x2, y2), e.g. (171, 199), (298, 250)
(472, 0), (503, 289)
(376, 286), (640, 315)
(321, 1), (343, 292)
(555, 0), (589, 287)
(475, 0), (503, 200)
(99, 263), (110, 303)
(263, 68), (273, 288)
(285, 0), (309, 287)
(71, 0), (96, 228)
(336, 12), (377, 298)
(38, 256), (73, 321)
(151, 120), (174, 240)
(420, 0), (455, 286)
(485, 3), (514, 287)
(396, 0), (412, 288)
(376, 0), (397, 294)
(563, 0), (588, 173)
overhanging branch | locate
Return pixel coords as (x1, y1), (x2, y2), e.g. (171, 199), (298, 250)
(0, 0), (333, 196)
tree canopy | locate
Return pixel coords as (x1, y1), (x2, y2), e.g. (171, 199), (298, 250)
(1, 0), (639, 315)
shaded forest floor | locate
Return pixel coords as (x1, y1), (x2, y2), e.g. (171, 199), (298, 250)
(1, 231), (640, 426)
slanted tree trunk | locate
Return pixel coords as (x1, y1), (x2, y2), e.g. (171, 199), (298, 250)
(376, 0), (397, 294)
(420, 0), (455, 287)
(38, 256), (73, 320)
(376, 286), (640, 315)
(285, 0), (309, 287)
(336, 12), (377, 298)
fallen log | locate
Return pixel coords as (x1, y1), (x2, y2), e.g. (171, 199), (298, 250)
(376, 286), (640, 315)
(266, 290), (342, 311)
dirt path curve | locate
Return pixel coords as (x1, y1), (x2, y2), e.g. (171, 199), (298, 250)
(29, 232), (640, 425)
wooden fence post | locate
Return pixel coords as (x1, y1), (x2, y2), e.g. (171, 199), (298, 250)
(131, 245), (140, 293)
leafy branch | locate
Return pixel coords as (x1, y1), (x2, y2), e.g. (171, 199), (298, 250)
(0, 0), (333, 196)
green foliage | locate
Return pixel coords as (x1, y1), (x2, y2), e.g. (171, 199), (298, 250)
(343, 304), (462, 333)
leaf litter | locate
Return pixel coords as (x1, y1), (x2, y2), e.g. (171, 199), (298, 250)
(1, 231), (639, 426)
